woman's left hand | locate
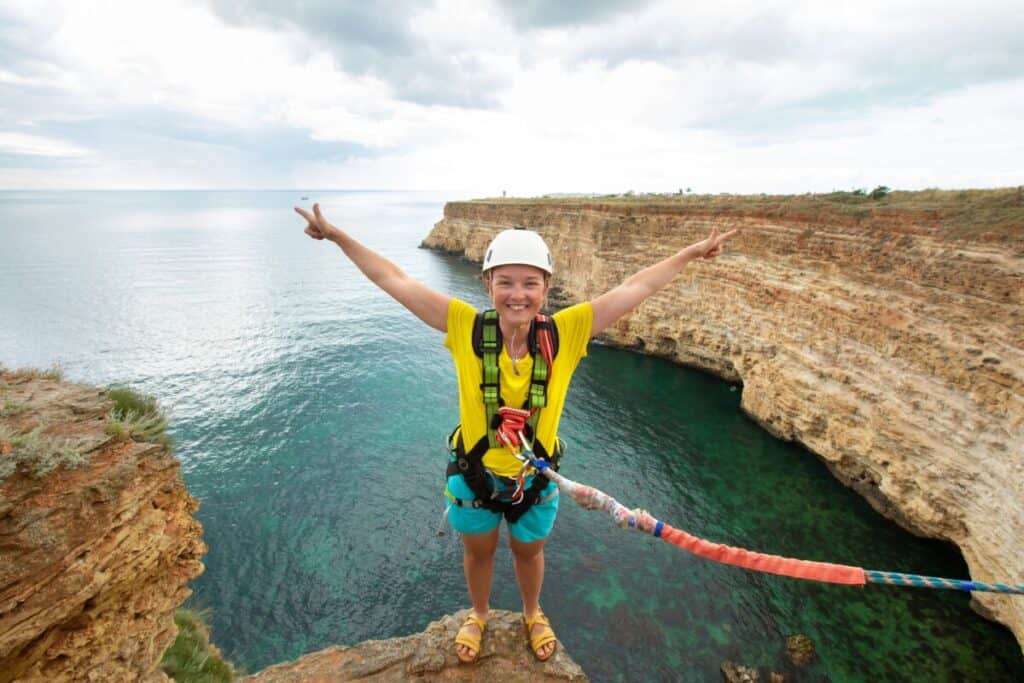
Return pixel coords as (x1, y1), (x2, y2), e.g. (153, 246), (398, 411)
(695, 226), (737, 259)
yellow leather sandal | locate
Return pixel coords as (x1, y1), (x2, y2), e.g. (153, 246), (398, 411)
(524, 611), (558, 661)
(455, 613), (487, 663)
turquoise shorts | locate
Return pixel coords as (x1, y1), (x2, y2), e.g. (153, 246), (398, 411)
(445, 473), (560, 543)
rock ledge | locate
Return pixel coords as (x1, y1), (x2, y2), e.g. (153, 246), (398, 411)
(241, 609), (589, 682)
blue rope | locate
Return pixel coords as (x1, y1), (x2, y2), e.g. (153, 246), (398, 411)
(866, 570), (1024, 594)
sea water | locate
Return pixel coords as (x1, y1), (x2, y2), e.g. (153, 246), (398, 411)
(1, 190), (1020, 681)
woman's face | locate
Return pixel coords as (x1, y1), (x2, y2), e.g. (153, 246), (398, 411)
(485, 264), (549, 327)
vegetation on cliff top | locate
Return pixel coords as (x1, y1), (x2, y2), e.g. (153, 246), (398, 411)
(0, 366), (172, 480)
(0, 422), (88, 479)
(161, 608), (237, 682)
(466, 186), (1024, 239)
(0, 364), (64, 383)
(106, 385), (173, 448)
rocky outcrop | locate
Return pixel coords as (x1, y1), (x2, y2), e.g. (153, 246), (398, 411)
(240, 609), (588, 682)
(0, 371), (206, 681)
(422, 192), (1024, 650)
(0, 376), (587, 681)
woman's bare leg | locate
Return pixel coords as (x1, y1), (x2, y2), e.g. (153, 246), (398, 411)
(456, 527), (500, 660)
(510, 535), (555, 659)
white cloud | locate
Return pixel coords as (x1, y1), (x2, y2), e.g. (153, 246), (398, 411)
(0, 131), (93, 157)
(0, 0), (1020, 190)
(38, 2), (396, 135)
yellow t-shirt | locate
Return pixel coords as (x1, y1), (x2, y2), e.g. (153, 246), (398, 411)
(444, 298), (593, 477)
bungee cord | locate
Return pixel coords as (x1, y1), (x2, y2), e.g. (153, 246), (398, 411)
(503, 430), (1024, 596)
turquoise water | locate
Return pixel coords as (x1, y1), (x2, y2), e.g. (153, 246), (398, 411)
(1, 190), (1021, 681)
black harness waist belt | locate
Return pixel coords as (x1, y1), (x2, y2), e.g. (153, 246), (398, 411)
(447, 426), (563, 524)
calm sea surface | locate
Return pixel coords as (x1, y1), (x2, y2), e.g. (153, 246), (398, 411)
(1, 190), (1020, 681)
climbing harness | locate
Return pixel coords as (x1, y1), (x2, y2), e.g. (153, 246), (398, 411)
(469, 309), (558, 450)
(504, 443), (1024, 595)
(440, 311), (561, 533)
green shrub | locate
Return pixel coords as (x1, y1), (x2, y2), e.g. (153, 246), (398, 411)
(108, 387), (158, 418)
(160, 608), (236, 682)
(870, 185), (891, 199)
(106, 387), (172, 448)
(0, 424), (87, 480)
(0, 401), (28, 417)
(103, 420), (129, 439)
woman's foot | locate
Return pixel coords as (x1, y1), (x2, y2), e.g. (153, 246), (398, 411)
(455, 611), (488, 663)
(524, 611), (558, 661)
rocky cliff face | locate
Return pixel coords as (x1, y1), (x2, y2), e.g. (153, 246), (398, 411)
(0, 371), (206, 681)
(422, 193), (1024, 650)
(239, 609), (588, 682)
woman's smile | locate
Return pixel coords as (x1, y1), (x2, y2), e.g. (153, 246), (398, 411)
(487, 264), (549, 327)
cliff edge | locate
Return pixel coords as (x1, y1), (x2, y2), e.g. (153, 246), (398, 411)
(422, 190), (1024, 650)
(240, 610), (588, 682)
(0, 369), (206, 682)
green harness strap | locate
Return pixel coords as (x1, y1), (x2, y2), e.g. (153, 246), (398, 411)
(480, 310), (501, 447)
(478, 310), (550, 448)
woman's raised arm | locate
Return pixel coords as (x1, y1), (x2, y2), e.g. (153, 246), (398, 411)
(295, 203), (451, 332)
(589, 226), (737, 337)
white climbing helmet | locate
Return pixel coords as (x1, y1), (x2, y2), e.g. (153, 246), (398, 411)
(481, 228), (553, 274)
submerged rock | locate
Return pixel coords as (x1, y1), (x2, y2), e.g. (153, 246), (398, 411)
(784, 633), (815, 667)
(721, 660), (760, 682)
(241, 609), (588, 682)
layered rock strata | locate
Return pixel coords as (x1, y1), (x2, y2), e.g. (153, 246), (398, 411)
(422, 194), (1024, 650)
(0, 372), (206, 681)
(240, 609), (588, 682)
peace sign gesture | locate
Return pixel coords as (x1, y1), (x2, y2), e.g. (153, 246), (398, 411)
(695, 225), (737, 259)
(294, 203), (339, 242)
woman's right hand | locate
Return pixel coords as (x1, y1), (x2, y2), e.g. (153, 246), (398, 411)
(292, 201), (451, 332)
(294, 203), (338, 242)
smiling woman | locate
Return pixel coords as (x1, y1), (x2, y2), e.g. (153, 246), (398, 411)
(294, 201), (734, 663)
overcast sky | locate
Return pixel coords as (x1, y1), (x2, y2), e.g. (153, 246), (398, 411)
(1, 0), (1020, 194)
